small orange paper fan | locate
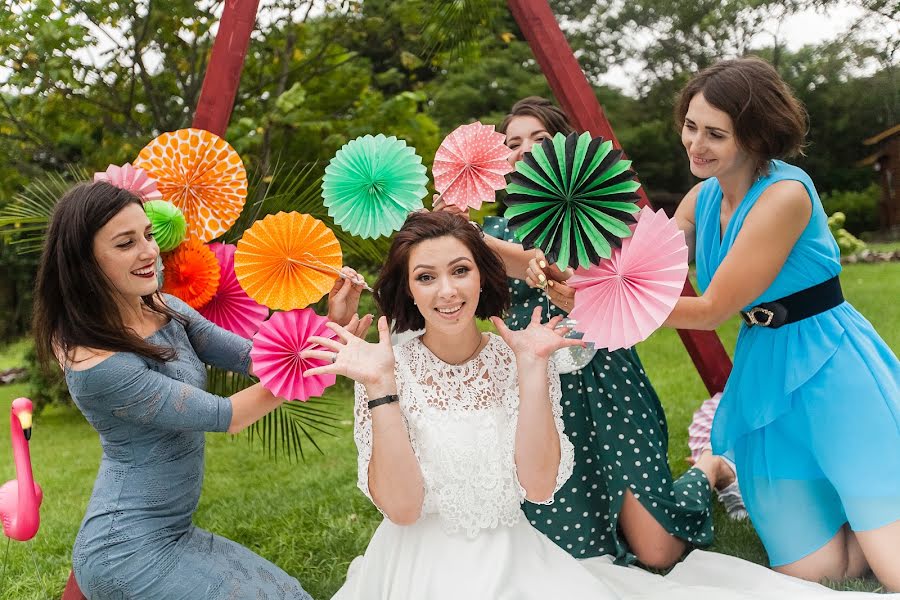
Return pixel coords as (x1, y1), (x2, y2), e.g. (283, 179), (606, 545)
(234, 212), (342, 311)
(134, 128), (247, 243)
(162, 239), (221, 309)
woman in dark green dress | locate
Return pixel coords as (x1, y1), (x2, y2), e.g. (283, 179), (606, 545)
(436, 97), (734, 568)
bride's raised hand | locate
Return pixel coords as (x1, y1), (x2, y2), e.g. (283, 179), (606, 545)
(490, 306), (583, 362)
(301, 315), (395, 387)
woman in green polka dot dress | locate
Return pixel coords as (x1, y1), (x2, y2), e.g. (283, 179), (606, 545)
(435, 97), (735, 568)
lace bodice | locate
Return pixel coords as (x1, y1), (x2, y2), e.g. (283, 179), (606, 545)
(354, 333), (574, 537)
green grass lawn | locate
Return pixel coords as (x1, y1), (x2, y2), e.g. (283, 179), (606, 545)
(0, 260), (896, 598)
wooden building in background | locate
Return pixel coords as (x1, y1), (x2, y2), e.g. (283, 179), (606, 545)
(860, 124), (900, 231)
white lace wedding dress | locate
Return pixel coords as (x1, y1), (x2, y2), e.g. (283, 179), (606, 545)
(332, 334), (895, 600)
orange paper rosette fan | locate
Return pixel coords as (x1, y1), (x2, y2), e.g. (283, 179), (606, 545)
(162, 238), (221, 309)
(234, 212), (342, 311)
(134, 128), (247, 243)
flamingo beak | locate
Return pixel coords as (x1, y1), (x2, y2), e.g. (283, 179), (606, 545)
(16, 410), (32, 441)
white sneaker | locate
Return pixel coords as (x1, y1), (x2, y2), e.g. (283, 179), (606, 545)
(716, 480), (748, 521)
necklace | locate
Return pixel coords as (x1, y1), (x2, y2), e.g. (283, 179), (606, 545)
(423, 333), (486, 366)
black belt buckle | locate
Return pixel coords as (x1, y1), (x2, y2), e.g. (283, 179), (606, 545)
(741, 302), (788, 328)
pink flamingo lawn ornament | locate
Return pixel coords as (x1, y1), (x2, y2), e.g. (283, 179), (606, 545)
(0, 398), (42, 542)
(0, 397), (43, 588)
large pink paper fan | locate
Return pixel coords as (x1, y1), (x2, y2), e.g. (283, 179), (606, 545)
(199, 243), (269, 339)
(250, 309), (337, 402)
(433, 121), (513, 210)
(568, 206), (688, 351)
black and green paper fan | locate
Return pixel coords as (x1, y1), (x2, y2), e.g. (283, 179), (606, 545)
(504, 131), (642, 270)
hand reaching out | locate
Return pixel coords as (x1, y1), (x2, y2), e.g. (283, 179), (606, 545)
(432, 193), (471, 220)
(327, 266), (369, 327)
(490, 307), (583, 362)
(524, 250), (576, 312)
(301, 315), (395, 390)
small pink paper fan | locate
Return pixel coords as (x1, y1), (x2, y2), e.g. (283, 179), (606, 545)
(568, 206), (688, 351)
(94, 163), (162, 201)
(250, 309), (337, 402)
(200, 243), (269, 339)
(433, 121), (513, 210)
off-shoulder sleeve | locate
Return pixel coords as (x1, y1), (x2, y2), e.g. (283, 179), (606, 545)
(71, 354), (233, 432)
(530, 358), (575, 505)
(161, 294), (252, 375)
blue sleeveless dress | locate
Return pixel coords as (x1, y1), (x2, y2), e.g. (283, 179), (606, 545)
(65, 294), (311, 599)
(695, 161), (900, 566)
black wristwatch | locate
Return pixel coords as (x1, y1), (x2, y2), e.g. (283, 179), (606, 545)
(367, 394), (399, 411)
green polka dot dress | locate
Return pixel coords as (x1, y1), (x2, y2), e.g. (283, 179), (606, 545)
(484, 216), (713, 565)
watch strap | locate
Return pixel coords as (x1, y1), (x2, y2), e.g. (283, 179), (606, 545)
(367, 394), (399, 411)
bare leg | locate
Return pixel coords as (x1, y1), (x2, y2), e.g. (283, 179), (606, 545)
(855, 519), (900, 591)
(774, 524), (870, 584)
(620, 489), (686, 569)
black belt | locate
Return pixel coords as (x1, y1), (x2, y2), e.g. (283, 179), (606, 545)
(741, 276), (844, 328)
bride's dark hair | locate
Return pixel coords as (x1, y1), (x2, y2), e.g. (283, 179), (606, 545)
(374, 211), (510, 333)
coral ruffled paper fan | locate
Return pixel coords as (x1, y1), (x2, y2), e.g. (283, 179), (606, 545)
(94, 163), (163, 201)
(144, 200), (187, 252)
(134, 128), (247, 243)
(567, 206), (688, 351)
(234, 212), (342, 311)
(250, 308), (338, 402)
(321, 134), (428, 239)
(505, 131), (642, 270)
(199, 243), (269, 339)
(161, 238), (221, 309)
(432, 121), (513, 210)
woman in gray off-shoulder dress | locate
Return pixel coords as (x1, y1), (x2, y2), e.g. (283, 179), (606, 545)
(33, 181), (367, 599)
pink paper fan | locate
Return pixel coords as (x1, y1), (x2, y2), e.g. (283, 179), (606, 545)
(433, 121), (513, 210)
(94, 163), (162, 201)
(688, 393), (722, 462)
(568, 206), (688, 351)
(250, 309), (337, 402)
(199, 243), (269, 339)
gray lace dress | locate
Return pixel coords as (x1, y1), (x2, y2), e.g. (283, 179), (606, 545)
(64, 294), (311, 600)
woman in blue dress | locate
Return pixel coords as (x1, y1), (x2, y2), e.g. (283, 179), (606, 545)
(663, 56), (899, 590)
(31, 181), (366, 598)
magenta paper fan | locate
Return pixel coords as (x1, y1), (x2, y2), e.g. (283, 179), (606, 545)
(94, 163), (162, 201)
(567, 206), (688, 351)
(250, 309), (337, 402)
(432, 121), (513, 210)
(199, 243), (269, 339)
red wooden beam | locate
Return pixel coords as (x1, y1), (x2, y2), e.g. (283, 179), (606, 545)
(507, 0), (732, 394)
(191, 0), (262, 136)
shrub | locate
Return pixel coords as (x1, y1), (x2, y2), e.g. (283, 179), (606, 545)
(23, 344), (72, 414)
(821, 185), (880, 235)
(827, 211), (867, 256)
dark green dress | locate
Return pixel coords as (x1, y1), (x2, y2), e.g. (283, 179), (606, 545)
(484, 216), (713, 565)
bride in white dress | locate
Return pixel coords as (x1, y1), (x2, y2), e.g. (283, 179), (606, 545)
(302, 211), (895, 600)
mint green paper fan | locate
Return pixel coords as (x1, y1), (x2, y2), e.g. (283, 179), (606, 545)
(144, 200), (187, 252)
(322, 134), (428, 239)
(505, 131), (642, 270)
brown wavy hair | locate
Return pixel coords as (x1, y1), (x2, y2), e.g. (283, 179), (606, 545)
(374, 211), (510, 333)
(675, 56), (808, 173)
(498, 96), (575, 137)
(32, 181), (185, 370)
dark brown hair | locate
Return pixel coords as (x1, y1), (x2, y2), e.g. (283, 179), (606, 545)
(374, 211), (510, 333)
(33, 181), (185, 370)
(498, 96), (575, 137)
(674, 56), (807, 172)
